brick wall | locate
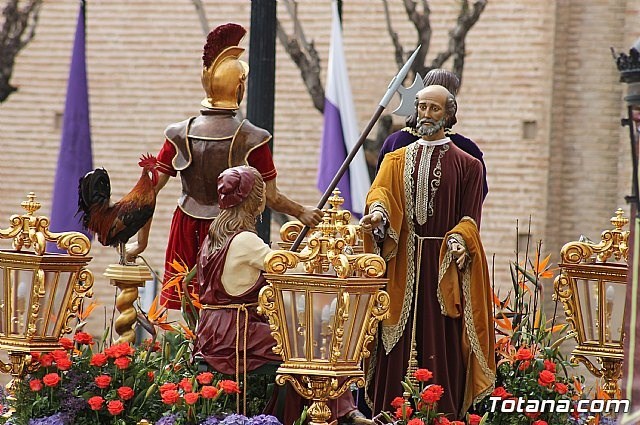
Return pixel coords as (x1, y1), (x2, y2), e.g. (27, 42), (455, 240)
(0, 0), (635, 337)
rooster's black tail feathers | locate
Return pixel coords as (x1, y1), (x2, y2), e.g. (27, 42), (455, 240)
(77, 168), (111, 228)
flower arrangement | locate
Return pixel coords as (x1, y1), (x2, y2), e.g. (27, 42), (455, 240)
(476, 245), (584, 425)
(2, 292), (281, 425)
(375, 368), (488, 425)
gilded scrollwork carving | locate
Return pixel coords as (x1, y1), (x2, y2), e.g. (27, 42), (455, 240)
(62, 268), (95, 335)
(330, 293), (350, 362)
(257, 285), (284, 356)
(560, 209), (629, 265)
(0, 193), (92, 257)
(279, 221), (305, 243)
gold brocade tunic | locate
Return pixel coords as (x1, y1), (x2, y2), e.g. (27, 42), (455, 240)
(364, 139), (485, 418)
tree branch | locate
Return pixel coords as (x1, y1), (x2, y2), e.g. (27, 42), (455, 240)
(0, 0), (43, 103)
(381, 0), (404, 70)
(276, 0), (324, 113)
(190, 0), (209, 36)
(403, 0), (430, 78)
(430, 0), (486, 79)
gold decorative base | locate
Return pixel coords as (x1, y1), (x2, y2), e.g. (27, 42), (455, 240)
(105, 264), (152, 344)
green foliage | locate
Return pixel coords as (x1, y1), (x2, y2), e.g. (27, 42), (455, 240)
(478, 241), (584, 425)
(4, 328), (243, 425)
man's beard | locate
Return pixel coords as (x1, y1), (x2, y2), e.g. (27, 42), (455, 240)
(416, 117), (446, 137)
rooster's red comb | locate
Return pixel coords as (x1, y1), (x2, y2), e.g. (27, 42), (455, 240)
(138, 153), (158, 169)
(202, 23), (247, 68)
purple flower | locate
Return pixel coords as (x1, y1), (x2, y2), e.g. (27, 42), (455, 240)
(28, 413), (66, 425)
(200, 416), (220, 425)
(249, 415), (282, 425)
(221, 414), (250, 425)
(156, 414), (179, 425)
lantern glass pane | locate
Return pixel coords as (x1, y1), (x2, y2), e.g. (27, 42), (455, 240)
(47, 272), (73, 337)
(0, 267), (5, 335)
(282, 289), (306, 360)
(345, 292), (370, 361)
(311, 292), (338, 361)
(37, 271), (59, 336)
(576, 278), (599, 343)
(8, 269), (34, 337)
(604, 281), (625, 344)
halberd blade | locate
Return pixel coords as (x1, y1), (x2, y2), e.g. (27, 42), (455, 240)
(392, 73), (424, 116)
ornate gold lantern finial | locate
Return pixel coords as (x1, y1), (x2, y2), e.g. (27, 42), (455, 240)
(0, 193), (94, 395)
(20, 192), (40, 215)
(554, 209), (629, 399)
(258, 196), (389, 425)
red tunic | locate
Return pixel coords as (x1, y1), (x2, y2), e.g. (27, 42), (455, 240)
(193, 231), (280, 375)
(157, 141), (277, 309)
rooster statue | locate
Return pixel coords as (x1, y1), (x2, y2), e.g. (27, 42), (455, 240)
(78, 154), (159, 264)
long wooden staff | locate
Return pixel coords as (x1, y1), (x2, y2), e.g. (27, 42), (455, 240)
(291, 46), (424, 251)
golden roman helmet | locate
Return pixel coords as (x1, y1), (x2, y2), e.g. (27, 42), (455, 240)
(201, 23), (249, 110)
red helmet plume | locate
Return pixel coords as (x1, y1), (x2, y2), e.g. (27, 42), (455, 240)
(202, 23), (247, 68)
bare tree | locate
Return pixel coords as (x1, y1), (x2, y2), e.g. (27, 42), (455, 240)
(276, 0), (324, 113)
(383, 0), (487, 84)
(0, 0), (43, 103)
(190, 0), (486, 113)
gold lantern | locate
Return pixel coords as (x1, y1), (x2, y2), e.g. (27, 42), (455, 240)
(554, 208), (629, 399)
(0, 193), (94, 393)
(258, 190), (390, 425)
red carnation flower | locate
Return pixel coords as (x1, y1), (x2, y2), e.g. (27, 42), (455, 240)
(554, 382), (568, 394)
(95, 375), (112, 389)
(40, 353), (54, 367)
(50, 350), (68, 361)
(532, 421), (548, 425)
(433, 417), (450, 425)
(59, 337), (74, 350)
(518, 360), (531, 371)
(413, 368), (433, 382)
(107, 400), (124, 416)
(390, 396), (405, 409)
(515, 347), (534, 361)
(29, 379), (43, 392)
(159, 382), (178, 394)
(73, 331), (94, 345)
(184, 392), (200, 405)
(420, 384), (444, 404)
(90, 353), (108, 367)
(219, 380), (240, 394)
(394, 406), (413, 419)
(538, 370), (556, 387)
(407, 419), (424, 425)
(88, 396), (104, 411)
(467, 414), (482, 425)
(197, 372), (214, 385)
(161, 389), (180, 405)
(201, 385), (219, 399)
(56, 357), (72, 371)
(105, 342), (134, 358)
(526, 412), (541, 420)
(491, 386), (512, 399)
(544, 359), (556, 373)
(179, 378), (193, 393)
(117, 386), (135, 400)
(42, 373), (61, 387)
(114, 357), (131, 370)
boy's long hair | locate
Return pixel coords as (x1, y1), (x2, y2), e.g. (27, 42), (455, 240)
(206, 166), (265, 253)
